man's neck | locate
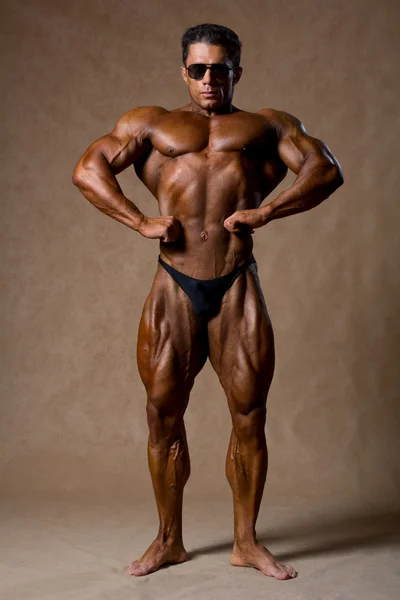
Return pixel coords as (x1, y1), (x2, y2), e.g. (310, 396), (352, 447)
(188, 101), (238, 117)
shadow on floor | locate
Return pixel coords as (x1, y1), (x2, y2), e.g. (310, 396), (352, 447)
(188, 508), (400, 561)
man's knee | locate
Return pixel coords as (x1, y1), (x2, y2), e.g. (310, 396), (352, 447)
(231, 403), (267, 444)
(146, 385), (190, 445)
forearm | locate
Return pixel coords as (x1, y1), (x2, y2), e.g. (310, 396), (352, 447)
(261, 162), (343, 224)
(72, 153), (145, 231)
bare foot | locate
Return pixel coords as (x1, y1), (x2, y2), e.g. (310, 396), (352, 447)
(230, 542), (297, 580)
(127, 539), (188, 576)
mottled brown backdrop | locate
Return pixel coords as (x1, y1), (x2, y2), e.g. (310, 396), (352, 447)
(1, 0), (399, 512)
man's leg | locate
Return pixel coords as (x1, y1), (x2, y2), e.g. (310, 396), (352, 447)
(127, 267), (208, 576)
(208, 263), (297, 579)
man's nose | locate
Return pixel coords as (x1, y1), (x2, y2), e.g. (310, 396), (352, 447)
(202, 67), (212, 84)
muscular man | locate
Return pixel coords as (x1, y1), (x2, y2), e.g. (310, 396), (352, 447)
(73, 24), (343, 580)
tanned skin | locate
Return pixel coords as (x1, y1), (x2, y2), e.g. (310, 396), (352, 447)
(73, 42), (343, 579)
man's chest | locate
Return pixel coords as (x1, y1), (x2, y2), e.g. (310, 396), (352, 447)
(148, 111), (277, 158)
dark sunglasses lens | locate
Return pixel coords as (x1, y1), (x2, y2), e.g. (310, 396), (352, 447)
(187, 64), (231, 80)
(211, 64), (230, 79)
(187, 64), (207, 80)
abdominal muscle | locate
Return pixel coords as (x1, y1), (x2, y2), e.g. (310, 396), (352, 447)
(141, 150), (266, 279)
(159, 220), (254, 280)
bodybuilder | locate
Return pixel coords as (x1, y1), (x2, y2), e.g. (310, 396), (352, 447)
(73, 24), (343, 580)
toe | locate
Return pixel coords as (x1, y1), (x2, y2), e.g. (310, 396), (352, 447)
(130, 567), (145, 577)
(274, 569), (292, 580)
(127, 562), (144, 576)
(275, 564), (297, 580)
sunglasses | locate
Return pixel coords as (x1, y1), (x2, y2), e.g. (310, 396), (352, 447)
(186, 63), (233, 82)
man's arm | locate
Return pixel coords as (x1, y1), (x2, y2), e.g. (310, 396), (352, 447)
(72, 106), (181, 242)
(260, 109), (344, 223)
(224, 109), (343, 233)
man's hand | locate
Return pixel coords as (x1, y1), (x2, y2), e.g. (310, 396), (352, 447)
(138, 216), (182, 242)
(223, 208), (268, 234)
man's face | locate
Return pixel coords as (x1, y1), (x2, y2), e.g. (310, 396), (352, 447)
(181, 43), (242, 111)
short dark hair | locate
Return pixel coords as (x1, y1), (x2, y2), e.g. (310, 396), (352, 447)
(181, 24), (242, 67)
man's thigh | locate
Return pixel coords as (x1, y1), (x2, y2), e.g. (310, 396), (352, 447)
(207, 263), (275, 412)
(137, 264), (208, 410)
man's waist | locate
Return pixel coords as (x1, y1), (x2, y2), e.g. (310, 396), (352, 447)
(159, 242), (254, 279)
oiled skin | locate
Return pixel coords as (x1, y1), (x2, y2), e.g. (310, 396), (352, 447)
(73, 42), (343, 579)
(136, 107), (287, 276)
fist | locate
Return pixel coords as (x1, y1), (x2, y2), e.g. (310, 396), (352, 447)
(223, 209), (266, 234)
(138, 216), (182, 243)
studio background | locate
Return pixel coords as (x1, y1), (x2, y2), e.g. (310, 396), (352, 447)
(0, 5), (400, 600)
(0, 0), (400, 600)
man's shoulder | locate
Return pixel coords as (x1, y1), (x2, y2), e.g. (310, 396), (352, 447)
(256, 108), (304, 135)
(113, 105), (171, 139)
(120, 105), (201, 128)
(120, 105), (169, 125)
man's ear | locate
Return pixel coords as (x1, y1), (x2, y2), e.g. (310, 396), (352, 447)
(233, 66), (243, 86)
(181, 66), (188, 85)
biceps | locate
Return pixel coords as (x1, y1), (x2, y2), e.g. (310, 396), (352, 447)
(278, 133), (336, 175)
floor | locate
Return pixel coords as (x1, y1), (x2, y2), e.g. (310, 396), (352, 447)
(1, 494), (399, 600)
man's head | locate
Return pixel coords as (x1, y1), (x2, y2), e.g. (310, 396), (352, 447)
(181, 24), (242, 112)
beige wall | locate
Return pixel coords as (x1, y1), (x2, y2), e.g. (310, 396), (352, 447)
(1, 0), (399, 509)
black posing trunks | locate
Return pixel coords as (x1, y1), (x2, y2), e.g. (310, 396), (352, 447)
(158, 255), (256, 320)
